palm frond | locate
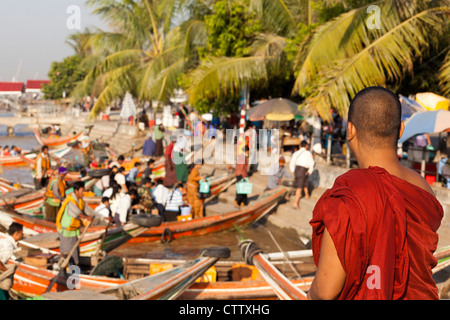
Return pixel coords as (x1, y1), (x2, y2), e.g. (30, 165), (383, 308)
(300, 6), (450, 121)
(439, 49), (450, 96)
(185, 56), (269, 104)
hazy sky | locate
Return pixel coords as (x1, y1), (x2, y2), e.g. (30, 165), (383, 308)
(0, 0), (108, 82)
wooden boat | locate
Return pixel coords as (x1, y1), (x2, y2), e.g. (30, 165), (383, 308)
(0, 177), (18, 195)
(0, 207), (158, 258)
(127, 187), (288, 244)
(179, 276), (314, 300)
(33, 127), (83, 150)
(12, 246), (229, 300)
(10, 260), (127, 299)
(20, 155), (86, 183)
(239, 238), (308, 300)
(0, 147), (72, 167)
(0, 154), (30, 167)
(120, 248), (315, 300)
(0, 178), (98, 218)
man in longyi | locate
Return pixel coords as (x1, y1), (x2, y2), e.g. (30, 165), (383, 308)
(308, 87), (443, 300)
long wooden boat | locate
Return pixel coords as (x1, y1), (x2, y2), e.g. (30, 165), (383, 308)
(239, 238), (308, 300)
(0, 147), (72, 167)
(20, 155), (86, 183)
(0, 177), (18, 195)
(33, 127), (83, 150)
(128, 187), (288, 244)
(0, 208), (154, 257)
(118, 250), (315, 300)
(0, 178), (98, 218)
(12, 246), (229, 300)
(179, 277), (314, 300)
(10, 260), (127, 299)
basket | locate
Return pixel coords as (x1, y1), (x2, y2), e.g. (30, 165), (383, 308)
(236, 178), (253, 195)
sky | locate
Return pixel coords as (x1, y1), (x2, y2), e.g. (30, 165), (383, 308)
(0, 0), (108, 83)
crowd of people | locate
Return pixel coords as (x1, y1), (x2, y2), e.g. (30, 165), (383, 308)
(1, 86), (448, 301)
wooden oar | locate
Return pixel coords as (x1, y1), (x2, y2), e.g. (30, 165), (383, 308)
(89, 222), (111, 275)
(45, 219), (92, 293)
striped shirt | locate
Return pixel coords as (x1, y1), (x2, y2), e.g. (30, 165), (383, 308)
(165, 189), (184, 212)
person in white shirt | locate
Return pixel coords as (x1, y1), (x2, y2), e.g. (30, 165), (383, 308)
(114, 167), (128, 193)
(95, 197), (112, 219)
(0, 223), (23, 294)
(164, 183), (184, 221)
(113, 189), (139, 225)
(94, 174), (110, 197)
(290, 140), (315, 209)
(152, 180), (169, 217)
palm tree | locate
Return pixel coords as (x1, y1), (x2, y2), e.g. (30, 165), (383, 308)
(184, 0), (310, 108)
(73, 0), (207, 119)
(440, 50), (450, 96)
(292, 0), (450, 121)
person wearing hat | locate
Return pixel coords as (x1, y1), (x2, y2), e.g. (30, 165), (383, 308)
(44, 166), (68, 222)
(163, 136), (178, 188)
(265, 156), (293, 190)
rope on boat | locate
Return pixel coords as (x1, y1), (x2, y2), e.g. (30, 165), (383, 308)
(239, 239), (263, 266)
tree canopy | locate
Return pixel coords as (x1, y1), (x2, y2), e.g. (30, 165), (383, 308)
(51, 0), (450, 120)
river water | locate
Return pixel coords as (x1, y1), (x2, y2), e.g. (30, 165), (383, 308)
(0, 124), (306, 262)
(0, 124), (39, 185)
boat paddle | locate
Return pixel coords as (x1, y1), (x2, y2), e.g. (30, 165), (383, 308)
(89, 221), (111, 275)
(45, 219), (92, 293)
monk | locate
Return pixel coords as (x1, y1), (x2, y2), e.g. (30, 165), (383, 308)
(187, 161), (205, 219)
(163, 136), (178, 188)
(308, 87), (443, 300)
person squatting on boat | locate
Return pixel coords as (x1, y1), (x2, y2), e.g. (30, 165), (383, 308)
(0, 223), (23, 300)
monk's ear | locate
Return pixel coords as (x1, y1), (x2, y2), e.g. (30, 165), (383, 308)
(398, 121), (405, 140)
(347, 121), (356, 141)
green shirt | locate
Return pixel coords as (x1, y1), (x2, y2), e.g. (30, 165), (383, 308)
(154, 126), (163, 140)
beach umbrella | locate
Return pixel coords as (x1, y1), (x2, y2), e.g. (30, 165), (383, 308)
(398, 109), (450, 143)
(248, 98), (301, 121)
(399, 95), (426, 121)
(415, 92), (449, 111)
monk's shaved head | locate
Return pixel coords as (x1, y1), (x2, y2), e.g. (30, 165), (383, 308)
(348, 87), (401, 148)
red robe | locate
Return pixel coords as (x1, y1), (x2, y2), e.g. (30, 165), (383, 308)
(310, 166), (443, 300)
(163, 142), (177, 187)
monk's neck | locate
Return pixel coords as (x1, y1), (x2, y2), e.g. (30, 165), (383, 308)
(355, 148), (400, 172)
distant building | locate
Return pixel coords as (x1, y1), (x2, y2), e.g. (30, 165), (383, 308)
(25, 80), (50, 100)
(0, 82), (25, 100)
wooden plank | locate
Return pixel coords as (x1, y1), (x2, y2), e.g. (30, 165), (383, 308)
(42, 289), (119, 300)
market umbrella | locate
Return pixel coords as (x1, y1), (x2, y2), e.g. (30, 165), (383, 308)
(399, 95), (426, 121)
(248, 98), (301, 121)
(415, 92), (449, 111)
(398, 109), (450, 143)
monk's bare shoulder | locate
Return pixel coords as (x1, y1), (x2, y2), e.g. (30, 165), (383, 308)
(397, 166), (434, 196)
